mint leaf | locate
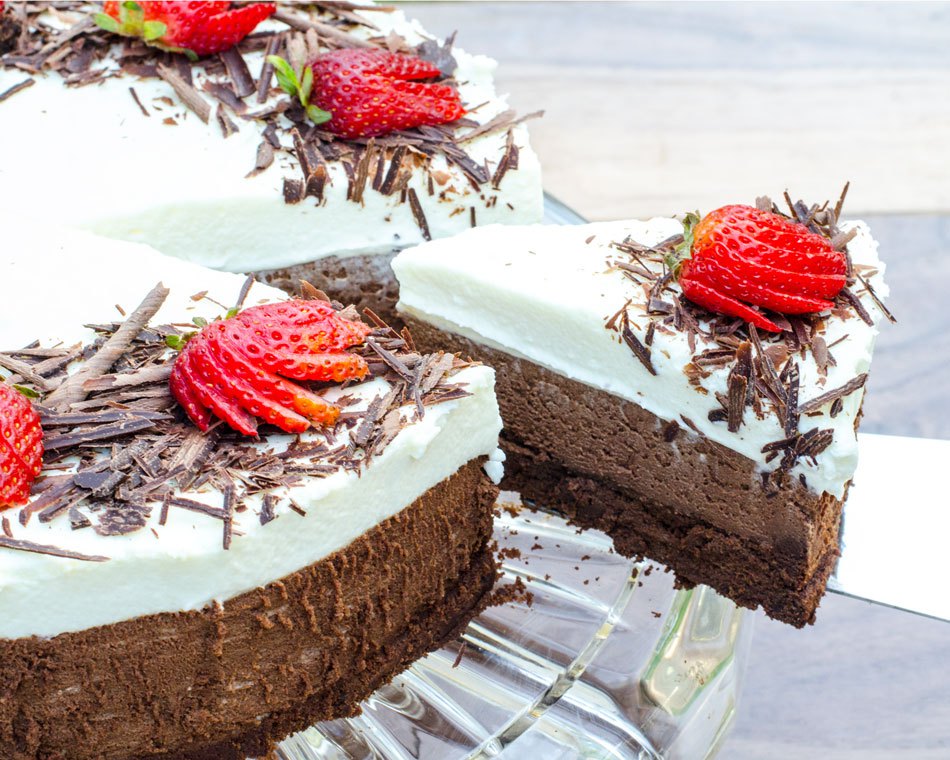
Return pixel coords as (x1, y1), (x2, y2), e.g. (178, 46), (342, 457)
(142, 19), (166, 41)
(307, 104), (332, 125)
(92, 12), (119, 33)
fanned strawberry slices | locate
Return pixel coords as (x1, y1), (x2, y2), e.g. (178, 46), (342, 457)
(170, 300), (371, 437)
(677, 204), (848, 332)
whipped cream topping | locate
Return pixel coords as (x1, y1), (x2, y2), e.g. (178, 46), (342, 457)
(0, 4), (543, 272)
(393, 218), (889, 498)
(0, 223), (503, 640)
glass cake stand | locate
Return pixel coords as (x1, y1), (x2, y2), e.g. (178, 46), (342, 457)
(264, 197), (753, 760)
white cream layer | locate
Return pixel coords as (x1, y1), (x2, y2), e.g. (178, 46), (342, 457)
(0, 223), (503, 640)
(393, 218), (889, 498)
(0, 5), (543, 272)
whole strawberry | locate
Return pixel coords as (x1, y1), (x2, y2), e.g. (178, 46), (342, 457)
(170, 300), (371, 437)
(269, 49), (466, 139)
(94, 1), (275, 59)
(678, 204), (847, 332)
(0, 384), (44, 510)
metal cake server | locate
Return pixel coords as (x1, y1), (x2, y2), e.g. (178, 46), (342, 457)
(830, 432), (950, 622)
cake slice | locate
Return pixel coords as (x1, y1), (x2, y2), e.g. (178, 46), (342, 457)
(393, 197), (891, 627)
(0, 1), (542, 321)
(0, 222), (504, 760)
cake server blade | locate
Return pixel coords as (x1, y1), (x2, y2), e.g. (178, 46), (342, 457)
(830, 432), (950, 622)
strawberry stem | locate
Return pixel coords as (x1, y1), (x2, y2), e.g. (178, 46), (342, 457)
(666, 210), (701, 276)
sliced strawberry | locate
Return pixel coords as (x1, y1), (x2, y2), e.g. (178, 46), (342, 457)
(679, 276), (781, 333)
(677, 203), (848, 328)
(169, 299), (370, 436)
(0, 383), (45, 509)
(694, 205), (847, 275)
(96, 1), (275, 59)
(213, 329), (341, 425)
(169, 358), (212, 430)
(286, 48), (466, 139)
(173, 343), (259, 436)
(188, 337), (312, 433)
(706, 242), (845, 299)
(684, 258), (835, 315)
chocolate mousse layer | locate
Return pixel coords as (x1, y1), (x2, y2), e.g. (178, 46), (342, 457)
(257, 252), (400, 326)
(407, 318), (842, 627)
(0, 461), (498, 760)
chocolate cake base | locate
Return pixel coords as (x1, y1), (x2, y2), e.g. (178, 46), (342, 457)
(257, 252), (400, 326)
(406, 318), (842, 627)
(0, 461), (498, 760)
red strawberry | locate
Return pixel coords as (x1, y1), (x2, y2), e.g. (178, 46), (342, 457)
(170, 300), (371, 437)
(95, 1), (275, 59)
(270, 49), (466, 139)
(0, 384), (44, 510)
(678, 204), (848, 332)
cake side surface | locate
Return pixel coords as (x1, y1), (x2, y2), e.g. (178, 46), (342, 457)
(257, 251), (401, 325)
(0, 460), (498, 760)
(407, 317), (838, 626)
(0, 3), (543, 272)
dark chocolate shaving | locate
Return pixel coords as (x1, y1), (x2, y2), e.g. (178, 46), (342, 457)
(0, 536), (108, 563)
(407, 187), (432, 241)
(797, 373), (868, 415)
(220, 47), (255, 98)
(156, 63), (212, 123)
(620, 312), (656, 376)
(0, 77), (34, 103)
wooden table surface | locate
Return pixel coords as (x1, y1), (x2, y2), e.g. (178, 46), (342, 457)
(404, 3), (950, 757)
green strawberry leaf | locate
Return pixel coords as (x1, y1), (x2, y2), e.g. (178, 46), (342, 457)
(122, 1), (143, 10)
(165, 333), (196, 351)
(307, 104), (332, 125)
(225, 307), (241, 319)
(12, 384), (40, 400)
(268, 55), (300, 98)
(192, 316), (208, 328)
(299, 65), (314, 107)
(92, 12), (119, 33)
(142, 19), (166, 41)
(667, 210), (702, 276)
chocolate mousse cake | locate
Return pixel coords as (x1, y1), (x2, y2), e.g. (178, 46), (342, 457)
(393, 194), (893, 627)
(0, 221), (505, 759)
(0, 1), (543, 321)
